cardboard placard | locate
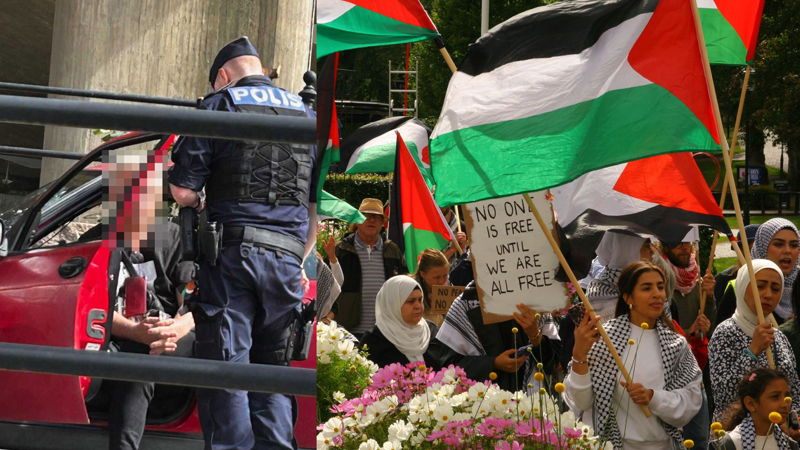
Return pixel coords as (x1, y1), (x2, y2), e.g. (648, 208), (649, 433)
(463, 192), (568, 323)
(429, 285), (466, 315)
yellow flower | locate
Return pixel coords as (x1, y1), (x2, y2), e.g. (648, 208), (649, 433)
(417, 364), (426, 371)
(628, 339), (636, 345)
(534, 372), (545, 382)
(769, 411), (783, 423)
(683, 439), (694, 448)
(539, 387), (546, 394)
(554, 383), (565, 393)
(527, 383), (533, 389)
(715, 429), (726, 437)
(537, 362), (544, 370)
(710, 422), (723, 431)
(535, 313), (541, 319)
(489, 372), (498, 381)
(641, 322), (649, 330)
(511, 327), (519, 334)
(786, 396), (793, 404)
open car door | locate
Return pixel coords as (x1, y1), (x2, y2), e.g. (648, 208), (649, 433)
(0, 133), (165, 424)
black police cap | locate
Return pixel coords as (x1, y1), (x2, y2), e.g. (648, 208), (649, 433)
(209, 36), (260, 85)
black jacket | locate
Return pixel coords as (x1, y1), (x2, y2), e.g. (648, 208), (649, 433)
(361, 321), (441, 369)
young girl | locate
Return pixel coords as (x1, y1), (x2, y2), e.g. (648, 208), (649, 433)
(717, 368), (799, 450)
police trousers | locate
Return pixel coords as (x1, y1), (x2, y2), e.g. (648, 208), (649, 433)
(194, 244), (303, 450)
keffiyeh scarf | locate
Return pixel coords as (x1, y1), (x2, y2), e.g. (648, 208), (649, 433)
(588, 316), (701, 450)
(752, 218), (800, 320)
(738, 415), (794, 450)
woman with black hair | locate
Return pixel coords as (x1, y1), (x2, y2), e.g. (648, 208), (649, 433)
(564, 261), (702, 449)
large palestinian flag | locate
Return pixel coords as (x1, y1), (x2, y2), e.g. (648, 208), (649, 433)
(343, 116), (433, 187)
(698, 0), (764, 65)
(317, 0), (439, 58)
(388, 133), (454, 273)
(430, 0), (721, 207)
(552, 152), (732, 272)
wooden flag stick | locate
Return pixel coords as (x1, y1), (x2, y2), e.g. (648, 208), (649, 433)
(522, 193), (652, 417)
(434, 38), (464, 240)
(699, 65), (753, 316)
(690, 0), (774, 368)
(731, 242), (775, 367)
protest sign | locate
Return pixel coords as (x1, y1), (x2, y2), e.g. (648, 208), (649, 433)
(428, 285), (465, 315)
(464, 192), (567, 321)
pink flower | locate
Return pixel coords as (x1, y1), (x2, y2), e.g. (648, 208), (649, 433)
(514, 421), (534, 437)
(477, 418), (515, 439)
(564, 427), (583, 439)
(494, 441), (524, 450)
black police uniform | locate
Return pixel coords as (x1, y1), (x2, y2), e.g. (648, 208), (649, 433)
(168, 69), (315, 449)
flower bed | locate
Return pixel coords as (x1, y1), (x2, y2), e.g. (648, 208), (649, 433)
(317, 322), (607, 449)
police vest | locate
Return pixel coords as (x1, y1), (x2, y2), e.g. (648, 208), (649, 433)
(205, 84), (312, 208)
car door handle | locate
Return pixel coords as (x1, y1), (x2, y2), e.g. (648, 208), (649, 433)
(59, 256), (87, 279)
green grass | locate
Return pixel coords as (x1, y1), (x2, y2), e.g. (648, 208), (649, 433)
(724, 215), (800, 229)
(714, 256), (738, 274)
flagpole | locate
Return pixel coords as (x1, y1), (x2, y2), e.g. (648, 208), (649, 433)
(699, 65), (752, 319)
(690, 0), (773, 367)
(434, 36), (464, 238)
(522, 193), (652, 417)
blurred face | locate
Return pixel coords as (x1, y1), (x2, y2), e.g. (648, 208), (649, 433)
(665, 242), (693, 268)
(357, 213), (385, 240)
(420, 265), (449, 292)
(400, 289), (424, 325)
(746, 378), (790, 426)
(766, 229), (800, 275)
(744, 269), (783, 316)
(624, 270), (666, 325)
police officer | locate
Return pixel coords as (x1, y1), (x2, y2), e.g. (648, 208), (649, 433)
(168, 37), (317, 450)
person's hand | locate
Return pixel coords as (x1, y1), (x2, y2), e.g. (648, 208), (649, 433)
(131, 316), (162, 345)
(701, 272), (715, 298)
(300, 268), (309, 290)
(751, 322), (775, 355)
(513, 303), (541, 344)
(620, 381), (654, 405)
(325, 236), (337, 263)
(148, 318), (192, 355)
(573, 312), (601, 361)
(493, 349), (528, 373)
(455, 231), (468, 248)
(687, 313), (711, 336)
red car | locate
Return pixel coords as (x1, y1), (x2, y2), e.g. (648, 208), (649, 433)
(0, 132), (315, 449)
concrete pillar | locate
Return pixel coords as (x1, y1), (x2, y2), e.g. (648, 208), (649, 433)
(41, 0), (314, 185)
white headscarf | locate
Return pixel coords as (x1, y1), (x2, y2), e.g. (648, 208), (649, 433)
(732, 259), (784, 336)
(375, 275), (430, 363)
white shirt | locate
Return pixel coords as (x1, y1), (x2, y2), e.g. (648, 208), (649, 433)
(564, 324), (702, 449)
(728, 425), (779, 450)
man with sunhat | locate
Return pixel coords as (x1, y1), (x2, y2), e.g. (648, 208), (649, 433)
(329, 198), (405, 338)
(168, 36), (317, 449)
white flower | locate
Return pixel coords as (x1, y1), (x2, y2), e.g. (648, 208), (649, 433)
(560, 410), (577, 429)
(467, 383), (488, 401)
(433, 403), (454, 423)
(358, 439), (380, 450)
(449, 392), (468, 407)
(338, 339), (355, 358)
(332, 391), (346, 403)
(318, 353), (331, 364)
(320, 418), (345, 438)
(316, 433), (333, 450)
(388, 420), (414, 441)
(381, 440), (402, 450)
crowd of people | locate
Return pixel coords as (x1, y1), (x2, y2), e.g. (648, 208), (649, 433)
(319, 195), (800, 450)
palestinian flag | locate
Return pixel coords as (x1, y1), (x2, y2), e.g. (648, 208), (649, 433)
(698, 0), (764, 65)
(388, 133), (454, 273)
(317, 0), (439, 58)
(552, 152), (732, 273)
(318, 190), (365, 223)
(430, 0), (721, 207)
(343, 116), (433, 187)
(314, 53), (340, 208)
